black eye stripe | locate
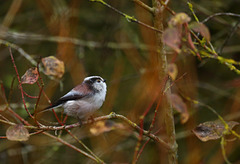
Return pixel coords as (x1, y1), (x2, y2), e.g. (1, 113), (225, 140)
(92, 78), (101, 82)
(87, 77), (103, 83)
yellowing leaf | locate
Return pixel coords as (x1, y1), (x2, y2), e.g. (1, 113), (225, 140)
(42, 56), (65, 78)
(190, 22), (211, 41)
(170, 93), (189, 124)
(168, 63), (178, 80)
(168, 12), (191, 27)
(163, 27), (181, 53)
(89, 120), (125, 136)
(21, 67), (39, 84)
(6, 124), (30, 141)
(192, 120), (239, 142)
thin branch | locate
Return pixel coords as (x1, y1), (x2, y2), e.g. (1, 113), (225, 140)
(65, 129), (104, 163)
(132, 0), (154, 13)
(52, 113), (170, 150)
(89, 0), (162, 33)
(202, 12), (240, 24)
(1, 107), (103, 163)
(22, 90), (39, 99)
(132, 99), (156, 163)
(9, 48), (35, 120)
(1, 112), (171, 150)
(3, 40), (37, 66)
(42, 131), (99, 163)
(220, 137), (231, 164)
(218, 19), (240, 55)
(0, 31), (157, 51)
(159, 0), (175, 15)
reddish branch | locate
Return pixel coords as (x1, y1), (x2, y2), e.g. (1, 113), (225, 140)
(9, 48), (35, 120)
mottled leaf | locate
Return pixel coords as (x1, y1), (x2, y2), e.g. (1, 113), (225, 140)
(6, 124), (30, 141)
(168, 63), (178, 80)
(89, 120), (125, 136)
(21, 67), (39, 84)
(192, 120), (239, 142)
(168, 12), (191, 27)
(190, 22), (211, 41)
(42, 56), (65, 78)
(170, 93), (189, 124)
(163, 27), (181, 53)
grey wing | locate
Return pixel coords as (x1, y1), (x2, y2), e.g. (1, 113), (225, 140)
(45, 90), (88, 110)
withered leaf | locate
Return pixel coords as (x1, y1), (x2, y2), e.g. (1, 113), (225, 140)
(168, 63), (178, 80)
(89, 120), (125, 136)
(190, 22), (211, 41)
(6, 124), (30, 141)
(170, 93), (189, 124)
(21, 67), (39, 84)
(168, 12), (191, 27)
(192, 120), (239, 142)
(42, 56), (65, 78)
(163, 27), (181, 53)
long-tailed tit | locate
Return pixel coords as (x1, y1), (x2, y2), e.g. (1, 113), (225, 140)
(43, 76), (107, 121)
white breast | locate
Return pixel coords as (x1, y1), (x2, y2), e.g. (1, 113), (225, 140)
(63, 91), (106, 119)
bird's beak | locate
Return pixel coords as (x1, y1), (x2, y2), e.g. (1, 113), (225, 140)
(103, 79), (106, 83)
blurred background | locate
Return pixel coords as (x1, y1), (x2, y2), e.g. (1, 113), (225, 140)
(0, 0), (240, 163)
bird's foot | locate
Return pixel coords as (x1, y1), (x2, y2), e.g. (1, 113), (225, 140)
(88, 115), (95, 124)
(77, 118), (82, 127)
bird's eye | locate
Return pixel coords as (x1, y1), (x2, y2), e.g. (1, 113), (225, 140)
(97, 79), (101, 83)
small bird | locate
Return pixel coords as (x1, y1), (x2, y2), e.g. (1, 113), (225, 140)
(43, 76), (107, 121)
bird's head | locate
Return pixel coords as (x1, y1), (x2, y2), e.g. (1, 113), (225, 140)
(83, 76), (107, 93)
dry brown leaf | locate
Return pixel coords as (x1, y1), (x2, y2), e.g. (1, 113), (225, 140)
(21, 67), (39, 84)
(89, 120), (125, 136)
(163, 27), (181, 53)
(168, 63), (178, 80)
(190, 22), (211, 41)
(170, 93), (189, 124)
(42, 56), (65, 78)
(6, 124), (30, 141)
(192, 120), (239, 142)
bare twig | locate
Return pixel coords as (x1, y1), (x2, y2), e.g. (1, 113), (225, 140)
(202, 12), (240, 24)
(0, 112), (171, 150)
(89, 0), (162, 33)
(9, 48), (35, 120)
(64, 129), (105, 163)
(159, 0), (175, 15)
(0, 31), (157, 51)
(2, 40), (37, 66)
(132, 99), (156, 163)
(42, 131), (100, 163)
(218, 19), (240, 55)
(132, 0), (154, 13)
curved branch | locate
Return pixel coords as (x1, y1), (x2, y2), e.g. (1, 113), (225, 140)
(0, 112), (171, 150)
